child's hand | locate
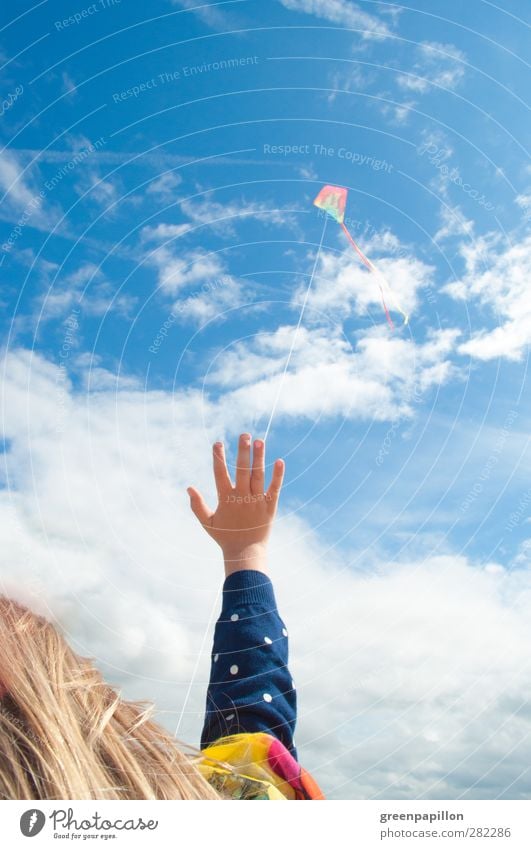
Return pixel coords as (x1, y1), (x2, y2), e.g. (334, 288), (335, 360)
(187, 433), (284, 576)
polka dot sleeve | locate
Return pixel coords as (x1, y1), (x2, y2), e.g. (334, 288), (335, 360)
(200, 569), (298, 760)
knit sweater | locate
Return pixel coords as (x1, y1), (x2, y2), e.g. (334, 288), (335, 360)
(200, 569), (298, 760)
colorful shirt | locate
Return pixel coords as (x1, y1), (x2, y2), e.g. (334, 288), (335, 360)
(199, 569), (324, 799)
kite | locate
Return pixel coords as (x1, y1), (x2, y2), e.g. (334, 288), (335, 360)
(261, 186), (409, 440)
(313, 184), (409, 329)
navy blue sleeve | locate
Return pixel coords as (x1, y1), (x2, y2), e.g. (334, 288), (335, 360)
(200, 569), (298, 760)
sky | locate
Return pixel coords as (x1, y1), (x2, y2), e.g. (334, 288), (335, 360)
(0, 0), (530, 800)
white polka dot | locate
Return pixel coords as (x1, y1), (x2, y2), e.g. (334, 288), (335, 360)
(226, 713), (235, 721)
(213, 654), (219, 662)
(230, 613), (239, 622)
(264, 636), (272, 645)
(263, 692), (272, 703)
(230, 664), (239, 675)
(282, 628), (288, 637)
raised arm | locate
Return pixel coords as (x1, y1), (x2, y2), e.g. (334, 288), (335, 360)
(187, 434), (297, 758)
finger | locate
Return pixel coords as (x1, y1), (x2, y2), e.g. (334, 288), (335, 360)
(266, 458), (285, 503)
(187, 487), (214, 527)
(213, 441), (233, 497)
(250, 439), (265, 495)
(235, 432), (251, 492)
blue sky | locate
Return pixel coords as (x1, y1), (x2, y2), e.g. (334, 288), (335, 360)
(1, 0), (531, 800)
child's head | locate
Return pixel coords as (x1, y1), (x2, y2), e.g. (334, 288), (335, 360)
(0, 596), (220, 800)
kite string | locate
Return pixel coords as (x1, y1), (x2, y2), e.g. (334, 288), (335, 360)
(262, 215), (328, 442)
(174, 584), (222, 737)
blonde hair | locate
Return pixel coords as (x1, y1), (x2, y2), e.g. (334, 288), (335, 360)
(0, 596), (222, 800)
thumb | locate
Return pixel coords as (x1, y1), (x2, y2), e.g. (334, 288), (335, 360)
(187, 486), (214, 527)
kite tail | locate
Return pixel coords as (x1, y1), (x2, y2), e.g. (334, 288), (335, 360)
(340, 221), (373, 271)
(378, 284), (395, 330)
(340, 221), (409, 328)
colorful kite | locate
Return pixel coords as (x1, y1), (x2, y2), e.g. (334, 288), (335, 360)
(313, 184), (409, 329)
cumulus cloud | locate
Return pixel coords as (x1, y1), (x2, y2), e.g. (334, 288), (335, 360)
(207, 323), (461, 425)
(169, 275), (248, 324)
(443, 233), (531, 361)
(277, 0), (391, 38)
(0, 347), (221, 687)
(32, 262), (137, 324)
(284, 547), (531, 799)
(300, 231), (431, 320)
(142, 242), (249, 322)
(140, 193), (301, 307)
(146, 246), (226, 295)
(1, 347), (531, 798)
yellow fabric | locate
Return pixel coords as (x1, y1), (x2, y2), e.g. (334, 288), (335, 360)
(198, 733), (296, 800)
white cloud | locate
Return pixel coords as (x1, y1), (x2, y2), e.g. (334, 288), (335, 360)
(61, 71), (77, 97)
(141, 195), (300, 248)
(396, 74), (430, 94)
(13, 147), (254, 172)
(443, 233), (531, 361)
(327, 65), (372, 103)
(420, 41), (466, 87)
(0, 149), (44, 216)
(0, 347), (220, 687)
(2, 347), (531, 798)
(146, 171), (183, 199)
(11, 249), (59, 277)
(34, 262), (136, 324)
(170, 0), (233, 28)
(179, 196), (300, 238)
(75, 170), (119, 208)
(207, 323), (460, 425)
(141, 222), (191, 242)
(397, 41), (466, 94)
(434, 205), (475, 243)
(298, 164), (318, 180)
(300, 231), (430, 320)
(292, 550), (531, 799)
(141, 194), (301, 304)
(515, 192), (531, 220)
(277, 0), (391, 38)
(65, 137), (126, 213)
(193, 230), (461, 425)
(146, 246), (226, 295)
(173, 275), (246, 323)
(378, 97), (416, 125)
(391, 99), (415, 124)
